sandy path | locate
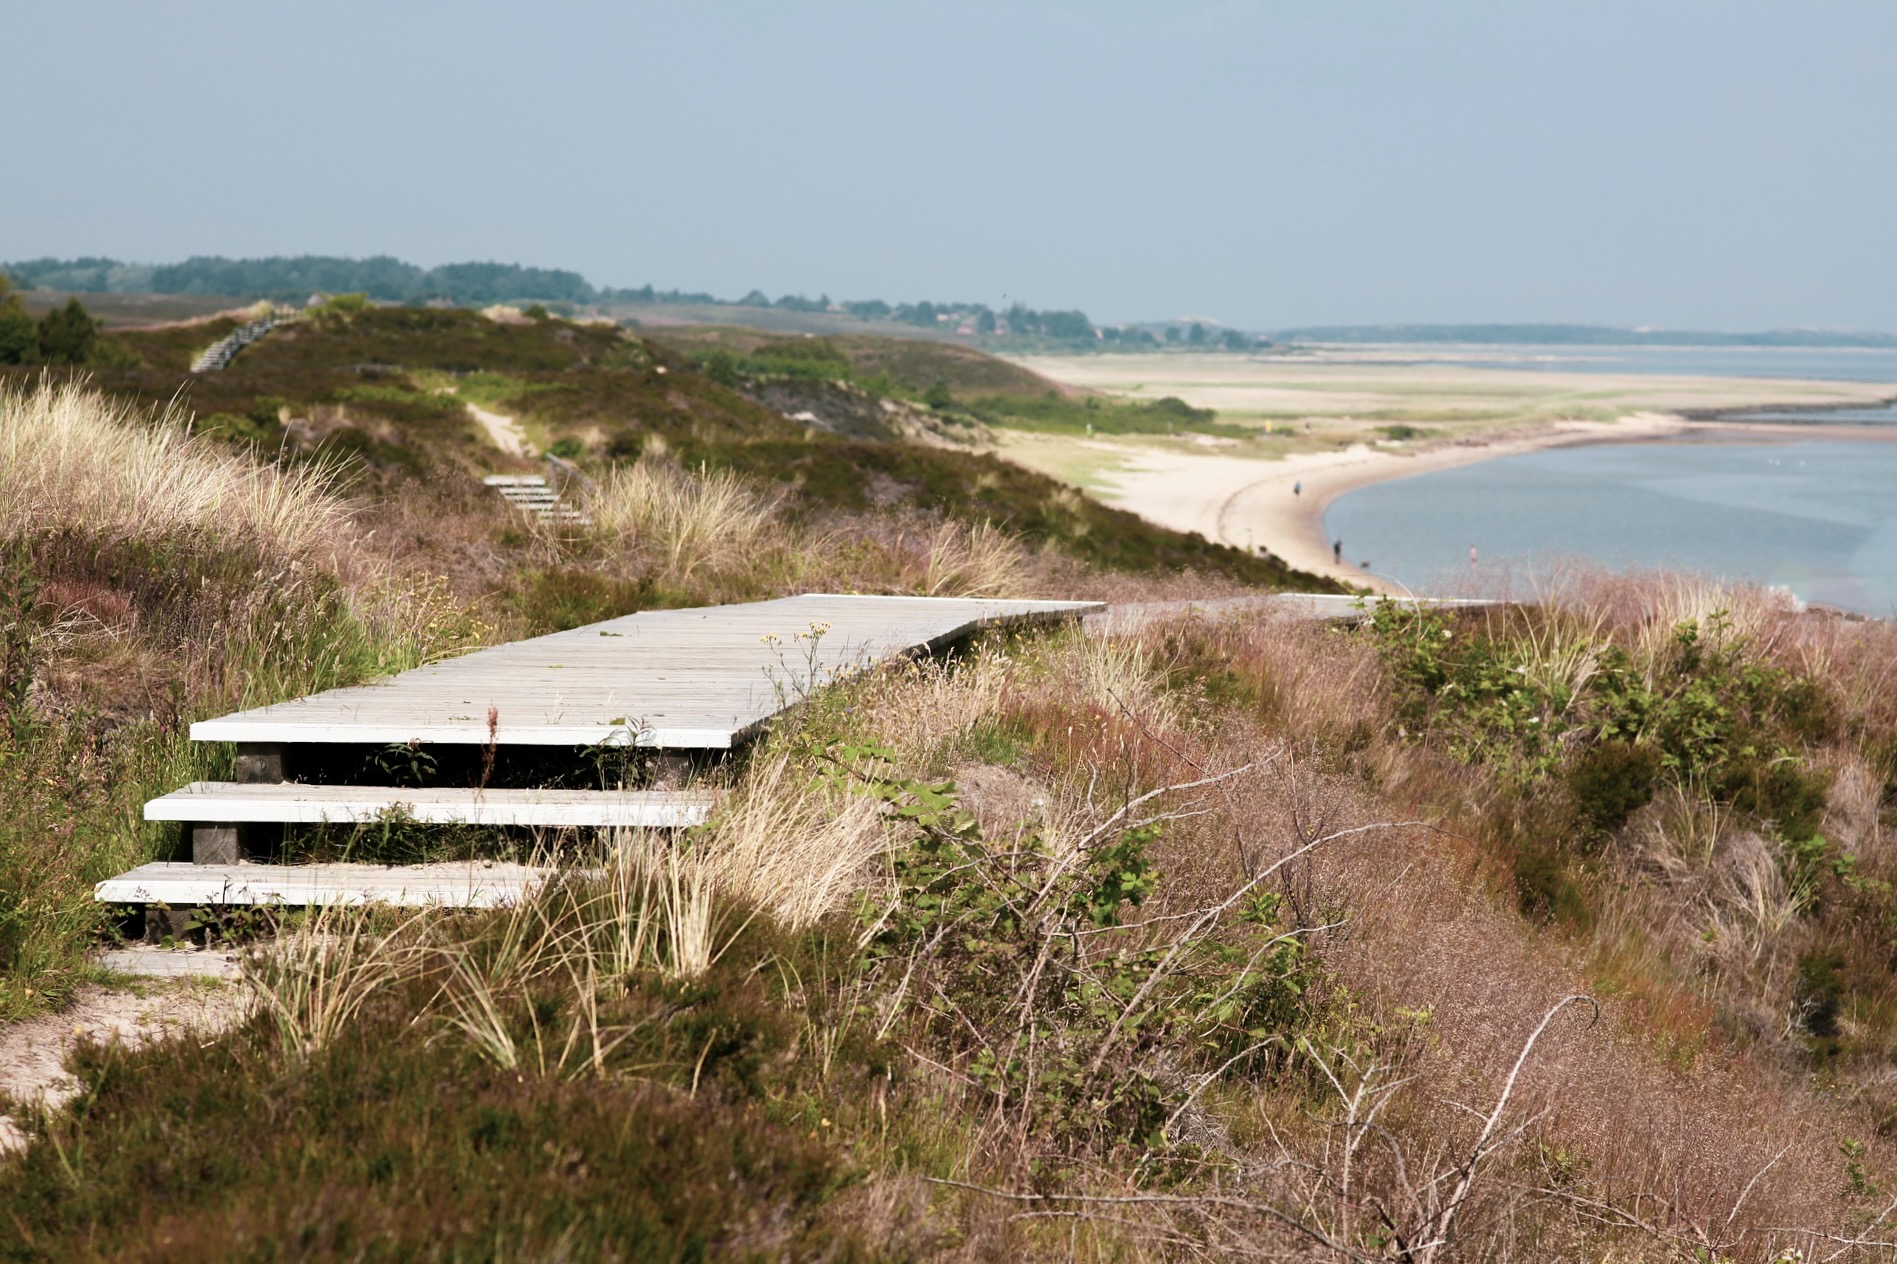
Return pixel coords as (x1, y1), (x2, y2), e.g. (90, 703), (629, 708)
(467, 402), (535, 459)
(1, 982), (248, 1155)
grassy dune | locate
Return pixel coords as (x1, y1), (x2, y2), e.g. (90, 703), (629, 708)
(0, 314), (1891, 1260)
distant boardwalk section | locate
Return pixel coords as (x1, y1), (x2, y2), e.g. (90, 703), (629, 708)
(191, 593), (1100, 750)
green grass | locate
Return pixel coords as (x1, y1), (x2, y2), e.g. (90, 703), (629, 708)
(1364, 600), (1895, 1068)
(962, 391), (1253, 439)
(648, 326), (1058, 399)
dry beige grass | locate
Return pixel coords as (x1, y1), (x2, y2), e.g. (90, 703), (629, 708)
(0, 379), (350, 560)
(690, 755), (897, 929)
(584, 453), (783, 584)
(912, 520), (1033, 597)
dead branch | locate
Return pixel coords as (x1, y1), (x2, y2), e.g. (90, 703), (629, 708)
(1413, 993), (1600, 1263)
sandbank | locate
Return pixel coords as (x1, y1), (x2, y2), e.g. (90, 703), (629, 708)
(1010, 353), (1895, 426)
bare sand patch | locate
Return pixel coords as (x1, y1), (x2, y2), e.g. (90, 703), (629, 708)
(0, 981), (249, 1155)
(467, 402), (535, 458)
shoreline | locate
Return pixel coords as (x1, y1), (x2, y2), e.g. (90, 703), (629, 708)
(1067, 415), (1895, 593)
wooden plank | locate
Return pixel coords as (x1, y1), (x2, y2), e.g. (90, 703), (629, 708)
(144, 782), (715, 828)
(96, 947), (243, 980)
(190, 594), (1097, 749)
(96, 862), (547, 908)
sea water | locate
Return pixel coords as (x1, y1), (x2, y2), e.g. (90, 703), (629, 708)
(1324, 434), (1897, 616)
(1314, 344), (1897, 384)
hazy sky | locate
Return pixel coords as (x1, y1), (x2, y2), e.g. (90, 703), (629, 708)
(6, 2), (1893, 330)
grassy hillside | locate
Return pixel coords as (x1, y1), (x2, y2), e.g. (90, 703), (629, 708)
(648, 324), (1066, 398)
(2, 305), (1326, 590)
(650, 327), (1262, 442)
(1, 471), (1890, 1255)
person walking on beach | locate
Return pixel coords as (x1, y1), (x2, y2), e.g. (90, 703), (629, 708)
(1469, 544), (1478, 568)
(1333, 539), (1343, 564)
(1293, 480), (1301, 497)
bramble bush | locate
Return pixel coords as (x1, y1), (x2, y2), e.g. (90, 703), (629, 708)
(823, 740), (1322, 1158)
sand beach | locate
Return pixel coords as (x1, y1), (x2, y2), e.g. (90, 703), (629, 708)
(999, 354), (1895, 590)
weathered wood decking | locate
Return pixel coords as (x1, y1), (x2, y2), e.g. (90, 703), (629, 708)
(190, 594), (1099, 749)
(99, 862), (546, 909)
(145, 783), (716, 829)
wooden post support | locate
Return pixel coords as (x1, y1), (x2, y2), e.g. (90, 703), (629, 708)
(189, 745), (288, 865)
(191, 824), (242, 865)
(235, 743), (288, 783)
(646, 753), (696, 791)
(232, 743), (288, 862)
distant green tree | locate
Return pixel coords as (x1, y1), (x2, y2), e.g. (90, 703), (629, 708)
(1187, 322), (1207, 345)
(0, 275), (35, 364)
(1038, 309), (1094, 341)
(976, 309), (997, 335)
(35, 297), (97, 365)
(923, 380), (953, 409)
(522, 303), (551, 320)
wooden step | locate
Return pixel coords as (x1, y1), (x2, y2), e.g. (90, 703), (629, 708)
(97, 861), (547, 908)
(96, 946), (243, 979)
(144, 782), (716, 828)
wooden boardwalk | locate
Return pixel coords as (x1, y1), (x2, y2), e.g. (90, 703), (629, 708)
(100, 594), (1086, 916)
(192, 594), (1097, 750)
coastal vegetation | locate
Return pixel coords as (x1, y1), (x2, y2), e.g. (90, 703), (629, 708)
(0, 306), (1889, 1260)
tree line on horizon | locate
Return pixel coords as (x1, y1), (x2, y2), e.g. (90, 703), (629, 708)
(0, 255), (1278, 350)
(11, 254), (1879, 348)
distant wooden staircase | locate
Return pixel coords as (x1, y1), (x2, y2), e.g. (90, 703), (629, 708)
(191, 316), (283, 372)
(484, 456), (593, 526)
